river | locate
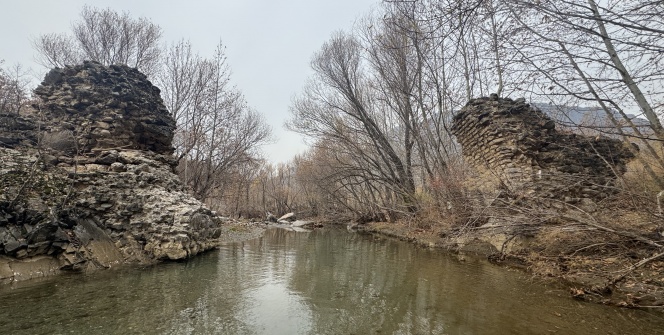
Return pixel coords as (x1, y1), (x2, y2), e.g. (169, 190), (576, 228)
(0, 227), (663, 334)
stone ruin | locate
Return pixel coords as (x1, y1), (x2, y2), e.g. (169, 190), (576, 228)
(33, 61), (175, 155)
(0, 62), (223, 282)
(451, 95), (635, 206)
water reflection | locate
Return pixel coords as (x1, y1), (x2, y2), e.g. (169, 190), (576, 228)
(0, 227), (663, 334)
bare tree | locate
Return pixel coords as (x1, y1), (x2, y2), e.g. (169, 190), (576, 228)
(289, 31), (421, 218)
(162, 42), (272, 203)
(157, 39), (215, 163)
(503, 0), (664, 141)
(33, 5), (162, 76)
(280, 0), (664, 224)
(0, 61), (30, 115)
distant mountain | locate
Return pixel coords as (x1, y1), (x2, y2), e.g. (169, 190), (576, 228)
(533, 103), (652, 138)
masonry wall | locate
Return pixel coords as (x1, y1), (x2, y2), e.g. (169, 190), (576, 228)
(451, 95), (634, 204)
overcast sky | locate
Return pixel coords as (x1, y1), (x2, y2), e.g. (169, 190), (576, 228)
(1, 0), (378, 164)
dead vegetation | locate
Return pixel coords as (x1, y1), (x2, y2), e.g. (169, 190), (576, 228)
(395, 165), (664, 309)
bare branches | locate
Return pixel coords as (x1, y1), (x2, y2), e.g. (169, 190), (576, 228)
(30, 7), (271, 212)
(0, 62), (30, 115)
(33, 5), (162, 76)
(33, 33), (80, 69)
(290, 30), (420, 217)
(280, 0), (664, 226)
(503, 0), (664, 143)
(161, 40), (271, 203)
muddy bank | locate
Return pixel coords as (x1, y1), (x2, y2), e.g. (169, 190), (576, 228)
(216, 221), (265, 244)
(357, 216), (664, 310)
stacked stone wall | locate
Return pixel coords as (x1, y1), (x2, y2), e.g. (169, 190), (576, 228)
(451, 95), (634, 205)
(33, 61), (175, 155)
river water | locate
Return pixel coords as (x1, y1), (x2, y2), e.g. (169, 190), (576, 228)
(1, 227), (663, 334)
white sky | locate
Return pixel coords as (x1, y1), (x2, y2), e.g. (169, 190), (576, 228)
(1, 0), (378, 164)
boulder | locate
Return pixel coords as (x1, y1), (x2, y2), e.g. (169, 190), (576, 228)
(278, 212), (297, 222)
(291, 220), (313, 228)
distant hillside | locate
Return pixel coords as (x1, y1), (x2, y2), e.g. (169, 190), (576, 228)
(534, 103), (652, 138)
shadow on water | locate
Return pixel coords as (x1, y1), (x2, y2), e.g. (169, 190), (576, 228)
(0, 227), (663, 334)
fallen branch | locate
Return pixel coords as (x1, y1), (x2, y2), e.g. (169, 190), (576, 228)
(552, 199), (664, 249)
(570, 242), (618, 257)
(562, 215), (663, 249)
(610, 250), (664, 286)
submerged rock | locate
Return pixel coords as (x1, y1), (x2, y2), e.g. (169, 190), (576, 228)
(0, 62), (224, 283)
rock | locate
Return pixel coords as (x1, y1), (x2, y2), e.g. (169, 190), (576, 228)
(266, 212), (277, 223)
(134, 163), (150, 174)
(95, 121), (111, 130)
(0, 113), (36, 149)
(0, 62), (224, 283)
(43, 154), (59, 166)
(4, 239), (23, 254)
(292, 220), (313, 228)
(95, 151), (118, 165)
(278, 212), (296, 222)
(33, 61), (175, 155)
(26, 223), (59, 244)
(109, 162), (126, 172)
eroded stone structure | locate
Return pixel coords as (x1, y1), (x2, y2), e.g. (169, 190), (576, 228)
(451, 95), (634, 204)
(0, 62), (223, 282)
(34, 61), (175, 155)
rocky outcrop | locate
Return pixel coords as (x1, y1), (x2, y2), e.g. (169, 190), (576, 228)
(0, 113), (37, 148)
(451, 95), (635, 206)
(33, 61), (175, 155)
(0, 62), (224, 283)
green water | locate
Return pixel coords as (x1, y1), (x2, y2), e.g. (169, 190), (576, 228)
(0, 227), (663, 334)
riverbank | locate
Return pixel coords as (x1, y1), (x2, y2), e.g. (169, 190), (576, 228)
(0, 219), (265, 284)
(356, 212), (664, 310)
(5, 226), (664, 334)
(217, 220), (266, 244)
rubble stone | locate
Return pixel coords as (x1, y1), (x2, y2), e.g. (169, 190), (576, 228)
(451, 96), (635, 204)
(0, 62), (224, 283)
